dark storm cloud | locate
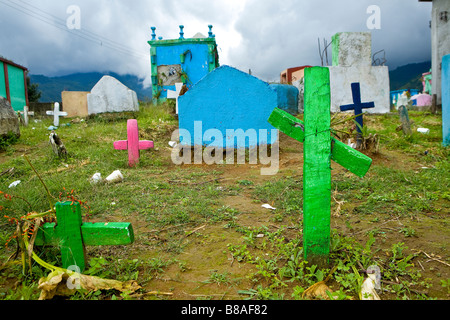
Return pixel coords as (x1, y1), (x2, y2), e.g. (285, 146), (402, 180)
(0, 0), (433, 85)
(229, 0), (432, 81)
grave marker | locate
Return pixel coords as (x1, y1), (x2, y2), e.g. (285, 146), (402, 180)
(442, 54), (450, 146)
(35, 201), (134, 272)
(46, 103), (68, 127)
(167, 82), (183, 114)
(340, 82), (375, 132)
(398, 105), (412, 136)
(19, 106), (34, 127)
(268, 67), (372, 266)
(340, 82), (375, 148)
(114, 119), (154, 167)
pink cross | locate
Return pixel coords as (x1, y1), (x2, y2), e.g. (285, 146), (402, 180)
(114, 119), (154, 167)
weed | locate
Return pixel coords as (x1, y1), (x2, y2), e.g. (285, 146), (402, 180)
(0, 132), (19, 152)
(0, 105), (447, 301)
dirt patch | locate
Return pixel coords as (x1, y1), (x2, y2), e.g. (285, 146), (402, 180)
(143, 224), (257, 300)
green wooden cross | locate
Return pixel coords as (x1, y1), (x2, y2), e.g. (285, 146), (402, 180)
(35, 201), (134, 272)
(268, 67), (372, 267)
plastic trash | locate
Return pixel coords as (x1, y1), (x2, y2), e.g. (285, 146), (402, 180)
(360, 265), (381, 300)
(8, 181), (21, 188)
(90, 173), (102, 184)
(169, 141), (178, 148)
(417, 128), (430, 134)
(262, 204), (276, 210)
(347, 139), (357, 149)
(105, 170), (124, 183)
(47, 126), (58, 131)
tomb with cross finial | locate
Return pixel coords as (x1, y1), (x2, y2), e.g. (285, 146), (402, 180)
(148, 25), (220, 105)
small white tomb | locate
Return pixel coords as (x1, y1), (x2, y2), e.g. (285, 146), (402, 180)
(87, 76), (139, 115)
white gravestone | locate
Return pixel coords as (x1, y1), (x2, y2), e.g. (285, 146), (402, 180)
(46, 103), (68, 127)
(87, 76), (139, 115)
(20, 106), (34, 127)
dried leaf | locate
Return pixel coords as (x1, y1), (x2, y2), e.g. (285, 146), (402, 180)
(302, 281), (333, 300)
(38, 269), (141, 300)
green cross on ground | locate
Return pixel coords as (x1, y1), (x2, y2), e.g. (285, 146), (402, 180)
(268, 67), (372, 267)
(35, 201), (134, 272)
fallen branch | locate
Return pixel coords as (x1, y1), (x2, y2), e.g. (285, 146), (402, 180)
(0, 167), (15, 177)
(351, 219), (398, 235)
(414, 250), (450, 267)
(184, 225), (207, 238)
(128, 291), (174, 298)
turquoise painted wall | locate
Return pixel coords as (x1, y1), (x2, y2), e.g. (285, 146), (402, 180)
(7, 64), (27, 111)
(0, 62), (6, 99)
(442, 54), (450, 146)
(178, 65), (278, 148)
(0, 61), (27, 111)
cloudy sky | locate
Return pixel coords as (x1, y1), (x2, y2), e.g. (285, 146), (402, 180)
(0, 0), (432, 87)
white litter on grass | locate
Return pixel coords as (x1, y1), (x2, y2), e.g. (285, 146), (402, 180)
(262, 204), (276, 210)
(169, 141), (178, 148)
(105, 170), (123, 183)
(8, 181), (21, 188)
(347, 139), (357, 149)
(361, 265), (381, 300)
(417, 128), (430, 134)
(90, 173), (102, 184)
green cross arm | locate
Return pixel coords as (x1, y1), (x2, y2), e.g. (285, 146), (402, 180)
(35, 222), (135, 247)
(34, 202), (134, 272)
(268, 108), (372, 178)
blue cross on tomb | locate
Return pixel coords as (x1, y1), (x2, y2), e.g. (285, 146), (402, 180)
(339, 82), (375, 133)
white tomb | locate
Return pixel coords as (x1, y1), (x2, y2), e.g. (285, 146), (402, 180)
(329, 32), (390, 114)
(87, 76), (139, 115)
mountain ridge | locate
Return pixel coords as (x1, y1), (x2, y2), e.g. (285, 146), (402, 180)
(29, 60), (432, 103)
(30, 72), (152, 103)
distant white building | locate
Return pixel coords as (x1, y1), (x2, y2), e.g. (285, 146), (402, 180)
(419, 0), (450, 107)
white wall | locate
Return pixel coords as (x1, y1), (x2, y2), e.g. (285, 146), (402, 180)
(328, 65), (391, 114)
(430, 0), (450, 105)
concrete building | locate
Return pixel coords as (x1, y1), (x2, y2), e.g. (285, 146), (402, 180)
(0, 57), (29, 112)
(419, 0), (450, 107)
(61, 91), (89, 117)
(148, 25), (220, 104)
(280, 66), (312, 84)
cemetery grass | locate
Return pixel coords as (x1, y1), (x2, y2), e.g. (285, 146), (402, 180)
(0, 102), (449, 301)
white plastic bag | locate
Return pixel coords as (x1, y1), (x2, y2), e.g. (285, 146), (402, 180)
(361, 265), (381, 300)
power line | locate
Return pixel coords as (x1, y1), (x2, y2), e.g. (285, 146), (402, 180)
(0, 0), (149, 60)
(16, 0), (147, 57)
